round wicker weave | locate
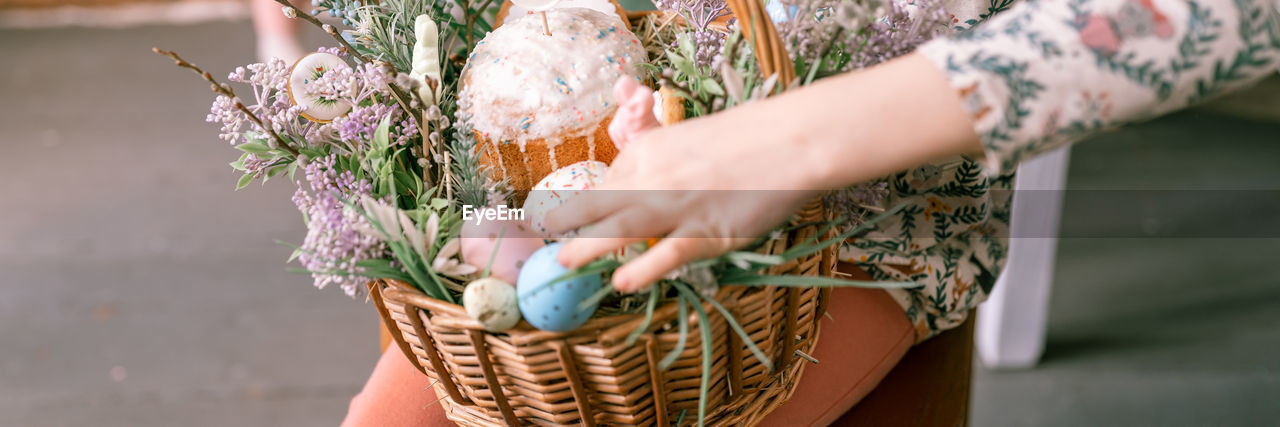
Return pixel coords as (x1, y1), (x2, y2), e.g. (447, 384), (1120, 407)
(371, 2), (836, 425)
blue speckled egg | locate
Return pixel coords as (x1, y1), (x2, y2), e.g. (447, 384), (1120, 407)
(517, 243), (604, 332)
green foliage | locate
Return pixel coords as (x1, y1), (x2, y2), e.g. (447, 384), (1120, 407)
(231, 138), (306, 189)
(448, 116), (506, 208)
(350, 0), (434, 73)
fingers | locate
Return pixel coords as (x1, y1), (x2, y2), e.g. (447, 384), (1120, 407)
(611, 232), (726, 293)
(558, 208), (662, 269)
(543, 189), (626, 236)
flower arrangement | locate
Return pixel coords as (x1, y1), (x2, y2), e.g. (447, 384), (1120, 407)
(155, 0), (946, 424)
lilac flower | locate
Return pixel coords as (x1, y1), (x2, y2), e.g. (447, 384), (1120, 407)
(207, 95), (244, 143)
(844, 0), (948, 70)
(229, 58), (290, 91)
(331, 103), (418, 147)
(687, 28), (726, 68)
(208, 58), (317, 146)
(292, 154), (388, 297)
(242, 153), (274, 179)
(776, 0), (947, 69)
(775, 0), (843, 63)
(304, 61), (392, 106)
(655, 0), (731, 67)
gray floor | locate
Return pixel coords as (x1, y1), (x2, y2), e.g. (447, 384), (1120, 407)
(1, 20), (1278, 427)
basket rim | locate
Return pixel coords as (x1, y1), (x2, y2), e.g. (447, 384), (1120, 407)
(378, 277), (766, 347)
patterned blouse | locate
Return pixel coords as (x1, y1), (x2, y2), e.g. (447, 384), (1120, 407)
(840, 0), (1280, 341)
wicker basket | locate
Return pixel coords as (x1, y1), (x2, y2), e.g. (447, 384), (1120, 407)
(370, 1), (834, 425)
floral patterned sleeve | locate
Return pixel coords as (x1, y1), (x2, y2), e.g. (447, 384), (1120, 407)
(920, 0), (1280, 175)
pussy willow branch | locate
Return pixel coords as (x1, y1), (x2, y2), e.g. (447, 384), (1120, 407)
(272, 0), (370, 64)
(270, 0), (421, 119)
(464, 0), (497, 47)
(152, 48), (302, 158)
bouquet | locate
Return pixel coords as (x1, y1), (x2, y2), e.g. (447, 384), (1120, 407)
(155, 0), (947, 424)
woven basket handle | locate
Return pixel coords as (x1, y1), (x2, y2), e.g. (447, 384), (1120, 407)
(725, 0), (795, 88)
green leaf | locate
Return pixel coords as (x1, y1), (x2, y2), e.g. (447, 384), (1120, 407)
(374, 115), (393, 150)
(678, 34), (697, 59)
(299, 146), (327, 158)
(673, 285), (713, 427)
(235, 173), (254, 190)
(265, 165), (288, 179)
(780, 202), (907, 260)
(682, 282), (772, 371)
(577, 284), (613, 314)
(804, 54), (824, 85)
(720, 273), (917, 289)
(235, 142), (272, 155)
(625, 285), (662, 346)
(275, 239), (306, 263)
(229, 152), (250, 172)
(701, 78), (725, 97)
(520, 258), (621, 298)
(724, 251), (784, 267)
(658, 297), (689, 370)
(666, 50), (697, 78)
(482, 225), (506, 278)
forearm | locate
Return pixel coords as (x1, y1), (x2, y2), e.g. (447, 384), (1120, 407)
(757, 52), (983, 190)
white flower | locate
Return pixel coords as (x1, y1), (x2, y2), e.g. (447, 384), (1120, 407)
(360, 196), (403, 242)
(432, 238), (478, 277)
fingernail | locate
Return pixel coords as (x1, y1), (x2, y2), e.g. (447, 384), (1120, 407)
(612, 274), (631, 292)
(557, 246), (576, 268)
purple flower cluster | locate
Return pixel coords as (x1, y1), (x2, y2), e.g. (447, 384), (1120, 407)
(304, 61), (393, 106)
(206, 56), (413, 159)
(775, 0), (843, 64)
(332, 103), (418, 147)
(316, 46), (344, 56)
(776, 0), (947, 70)
(291, 154), (387, 297)
(844, 0), (948, 70)
(655, 0), (731, 67)
(687, 28), (726, 68)
(207, 58), (310, 146)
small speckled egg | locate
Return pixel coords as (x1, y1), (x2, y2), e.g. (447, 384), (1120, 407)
(517, 243), (604, 332)
(287, 52), (354, 122)
(460, 218), (546, 284)
(463, 277), (522, 332)
(522, 160), (609, 236)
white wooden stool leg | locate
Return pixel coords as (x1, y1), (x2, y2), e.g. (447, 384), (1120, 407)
(976, 147), (1071, 369)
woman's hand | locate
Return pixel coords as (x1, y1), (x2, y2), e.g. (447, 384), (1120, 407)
(545, 99), (827, 292)
(546, 53), (982, 292)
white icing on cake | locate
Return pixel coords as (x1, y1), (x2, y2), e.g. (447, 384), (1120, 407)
(458, 8), (647, 147)
(506, 0), (623, 22)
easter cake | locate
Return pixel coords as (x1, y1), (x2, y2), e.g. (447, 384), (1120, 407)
(457, 6), (646, 196)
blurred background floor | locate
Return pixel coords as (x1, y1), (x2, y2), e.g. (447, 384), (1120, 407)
(1, 12), (1279, 427)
